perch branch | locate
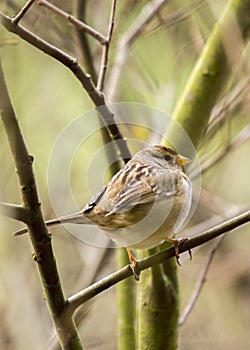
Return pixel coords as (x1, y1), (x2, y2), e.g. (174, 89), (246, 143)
(67, 209), (250, 312)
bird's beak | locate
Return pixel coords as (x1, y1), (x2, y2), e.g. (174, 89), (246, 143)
(177, 155), (191, 167)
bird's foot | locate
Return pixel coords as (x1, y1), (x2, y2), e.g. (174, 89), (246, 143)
(126, 248), (140, 281)
(166, 237), (192, 266)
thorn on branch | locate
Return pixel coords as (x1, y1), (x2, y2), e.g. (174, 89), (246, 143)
(28, 154), (34, 163)
(32, 252), (42, 263)
(21, 184), (35, 193)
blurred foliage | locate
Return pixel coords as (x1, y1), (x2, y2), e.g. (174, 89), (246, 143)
(0, 0), (250, 349)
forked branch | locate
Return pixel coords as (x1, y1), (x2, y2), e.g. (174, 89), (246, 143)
(0, 10), (131, 163)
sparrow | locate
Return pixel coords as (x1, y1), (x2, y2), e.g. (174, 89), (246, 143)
(15, 145), (192, 279)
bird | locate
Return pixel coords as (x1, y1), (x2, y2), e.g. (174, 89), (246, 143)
(15, 145), (192, 279)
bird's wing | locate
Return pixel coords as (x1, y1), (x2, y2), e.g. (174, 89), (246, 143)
(82, 184), (107, 213)
(106, 168), (177, 215)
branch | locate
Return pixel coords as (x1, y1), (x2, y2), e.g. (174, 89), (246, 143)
(0, 61), (84, 349)
(154, 0), (206, 31)
(107, 0), (168, 101)
(0, 11), (131, 163)
(11, 0), (36, 24)
(37, 0), (106, 44)
(191, 125), (250, 179)
(97, 0), (117, 91)
(74, 0), (97, 83)
(67, 209), (250, 313)
(207, 77), (250, 135)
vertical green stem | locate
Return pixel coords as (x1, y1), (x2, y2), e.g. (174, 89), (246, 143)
(168, 0), (250, 150)
(137, 247), (179, 350)
(117, 248), (136, 349)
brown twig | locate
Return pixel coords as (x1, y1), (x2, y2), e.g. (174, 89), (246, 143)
(0, 11), (131, 163)
(11, 0), (36, 24)
(97, 0), (117, 91)
(37, 0), (107, 44)
(179, 234), (225, 326)
(74, 0), (97, 82)
(66, 209), (250, 313)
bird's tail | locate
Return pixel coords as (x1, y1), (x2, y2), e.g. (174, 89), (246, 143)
(14, 211), (89, 236)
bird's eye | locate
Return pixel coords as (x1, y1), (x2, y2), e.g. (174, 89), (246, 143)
(164, 155), (172, 162)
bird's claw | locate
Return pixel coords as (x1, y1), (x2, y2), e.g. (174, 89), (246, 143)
(126, 248), (140, 281)
(130, 260), (140, 281)
(167, 237), (192, 266)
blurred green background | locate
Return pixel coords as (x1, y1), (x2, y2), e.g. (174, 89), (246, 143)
(1, 1), (250, 349)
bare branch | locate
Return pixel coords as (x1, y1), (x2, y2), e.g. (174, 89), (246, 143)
(179, 234), (225, 326)
(0, 61), (83, 349)
(97, 0), (117, 91)
(191, 125), (250, 179)
(74, 0), (97, 82)
(67, 209), (250, 312)
(107, 0), (168, 101)
(0, 11), (132, 162)
(106, 0), (206, 99)
(11, 0), (36, 24)
(207, 77), (250, 135)
(151, 0), (207, 32)
(37, 0), (107, 44)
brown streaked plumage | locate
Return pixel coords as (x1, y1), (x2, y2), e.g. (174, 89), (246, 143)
(15, 145), (192, 279)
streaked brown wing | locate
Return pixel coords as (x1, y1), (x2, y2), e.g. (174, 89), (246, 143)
(105, 168), (176, 215)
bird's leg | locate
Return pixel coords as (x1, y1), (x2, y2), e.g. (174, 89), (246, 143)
(166, 237), (192, 266)
(126, 248), (140, 281)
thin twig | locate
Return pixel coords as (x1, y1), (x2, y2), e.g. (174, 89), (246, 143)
(106, 0), (205, 100)
(37, 0), (107, 44)
(66, 209), (250, 313)
(193, 77), (250, 174)
(207, 77), (250, 135)
(11, 0), (36, 24)
(149, 0), (206, 32)
(74, 0), (97, 82)
(0, 11), (132, 163)
(179, 234), (225, 326)
(190, 125), (250, 179)
(107, 0), (168, 101)
(97, 0), (117, 91)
